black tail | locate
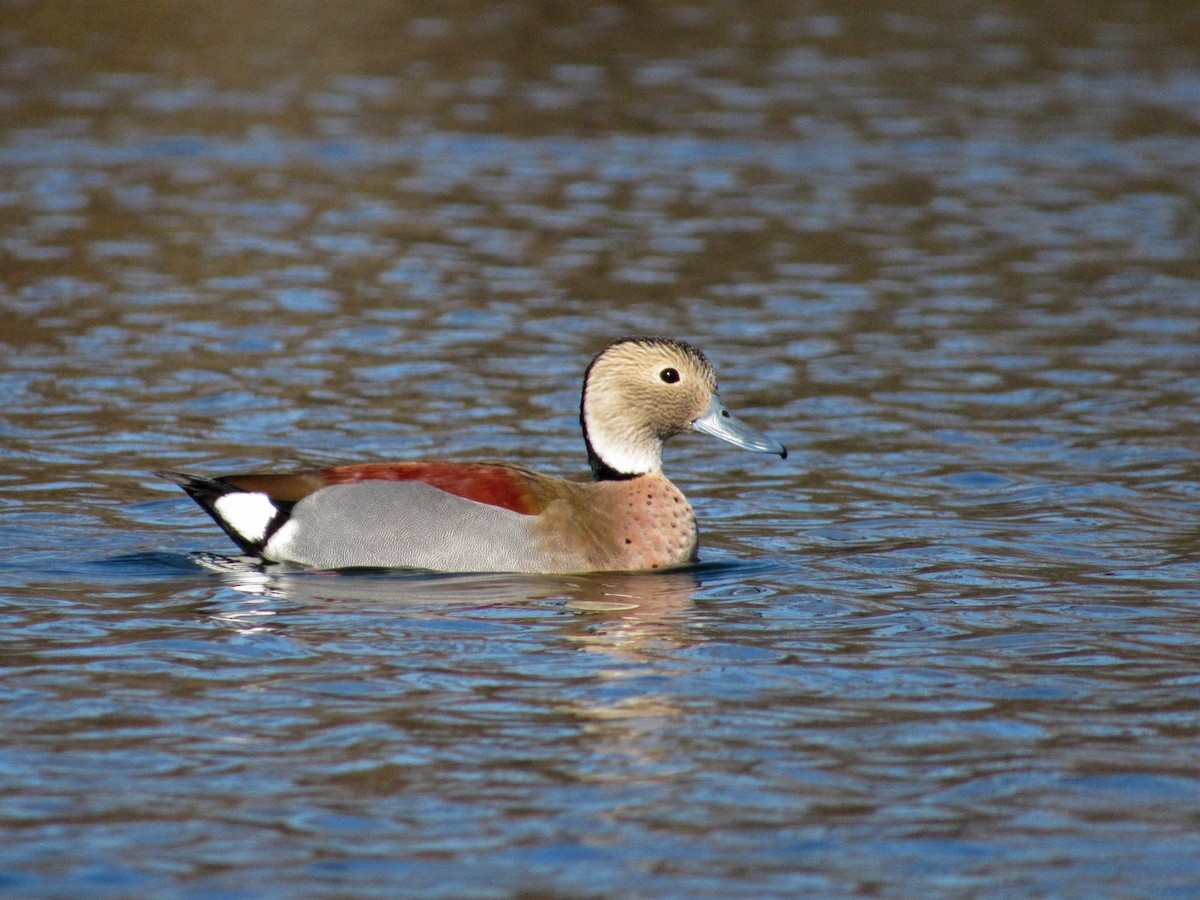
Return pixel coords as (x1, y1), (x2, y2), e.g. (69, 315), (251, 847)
(156, 470), (288, 555)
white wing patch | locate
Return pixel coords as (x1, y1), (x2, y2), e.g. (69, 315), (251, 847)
(213, 492), (278, 544)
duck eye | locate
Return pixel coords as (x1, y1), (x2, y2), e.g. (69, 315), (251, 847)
(659, 367), (680, 384)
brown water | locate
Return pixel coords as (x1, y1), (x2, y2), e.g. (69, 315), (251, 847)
(3, 1), (1200, 896)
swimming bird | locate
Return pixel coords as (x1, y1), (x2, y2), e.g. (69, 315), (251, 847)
(158, 336), (786, 573)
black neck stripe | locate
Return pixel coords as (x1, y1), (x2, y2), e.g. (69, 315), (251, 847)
(586, 448), (640, 482)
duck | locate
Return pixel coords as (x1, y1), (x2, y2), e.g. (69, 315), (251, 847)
(158, 336), (786, 573)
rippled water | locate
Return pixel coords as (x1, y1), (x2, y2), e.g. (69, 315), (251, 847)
(3, 1), (1200, 896)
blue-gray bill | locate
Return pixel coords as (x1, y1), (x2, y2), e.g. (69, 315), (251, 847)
(691, 396), (787, 459)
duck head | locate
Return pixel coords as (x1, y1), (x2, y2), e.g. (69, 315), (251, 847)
(580, 336), (787, 480)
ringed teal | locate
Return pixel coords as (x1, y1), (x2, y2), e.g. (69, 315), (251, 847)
(158, 336), (786, 573)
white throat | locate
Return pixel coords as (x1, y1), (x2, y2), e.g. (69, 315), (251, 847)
(583, 404), (663, 476)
